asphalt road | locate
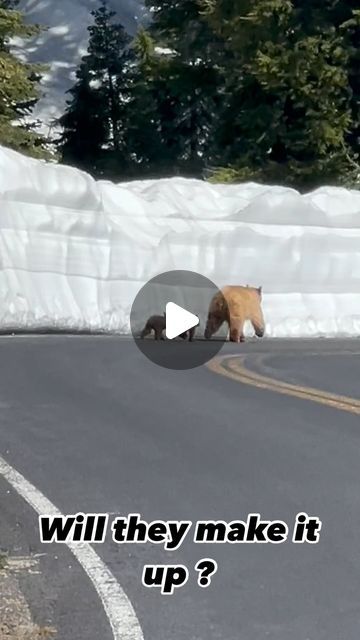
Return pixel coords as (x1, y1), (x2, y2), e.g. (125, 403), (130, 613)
(1, 336), (360, 640)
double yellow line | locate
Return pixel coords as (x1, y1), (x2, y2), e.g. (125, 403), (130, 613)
(207, 354), (360, 416)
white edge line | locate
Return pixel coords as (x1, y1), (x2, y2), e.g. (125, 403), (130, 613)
(0, 455), (144, 640)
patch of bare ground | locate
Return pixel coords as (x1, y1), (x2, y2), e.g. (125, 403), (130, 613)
(0, 555), (56, 640)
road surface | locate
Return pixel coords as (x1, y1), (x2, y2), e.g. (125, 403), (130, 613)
(1, 336), (360, 640)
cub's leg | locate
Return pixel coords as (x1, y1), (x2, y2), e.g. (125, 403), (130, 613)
(140, 324), (151, 339)
(154, 327), (165, 340)
(188, 326), (196, 342)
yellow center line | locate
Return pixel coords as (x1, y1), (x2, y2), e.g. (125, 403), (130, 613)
(207, 354), (360, 416)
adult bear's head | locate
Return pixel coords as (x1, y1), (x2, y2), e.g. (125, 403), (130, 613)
(204, 290), (229, 339)
(204, 312), (223, 339)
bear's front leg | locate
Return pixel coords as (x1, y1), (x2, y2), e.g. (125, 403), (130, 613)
(229, 329), (240, 342)
(229, 318), (244, 343)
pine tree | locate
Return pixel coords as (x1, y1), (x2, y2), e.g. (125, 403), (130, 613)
(201, 0), (359, 189)
(125, 29), (164, 174)
(58, 0), (133, 178)
(0, 0), (49, 157)
(330, 2), (360, 177)
(85, 0), (132, 156)
(141, 0), (223, 176)
(1, 1), (19, 10)
(57, 63), (109, 173)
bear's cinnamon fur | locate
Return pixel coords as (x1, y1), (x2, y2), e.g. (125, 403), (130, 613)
(204, 286), (265, 343)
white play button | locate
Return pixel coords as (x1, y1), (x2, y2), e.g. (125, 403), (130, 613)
(131, 270), (226, 369)
(165, 302), (199, 340)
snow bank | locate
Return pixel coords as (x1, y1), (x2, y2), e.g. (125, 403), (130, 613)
(1, 145), (360, 337)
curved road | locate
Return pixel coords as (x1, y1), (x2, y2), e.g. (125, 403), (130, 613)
(1, 336), (360, 640)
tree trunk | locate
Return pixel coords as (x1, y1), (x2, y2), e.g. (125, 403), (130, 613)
(108, 70), (120, 152)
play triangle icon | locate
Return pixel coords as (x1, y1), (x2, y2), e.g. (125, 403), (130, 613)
(165, 302), (199, 340)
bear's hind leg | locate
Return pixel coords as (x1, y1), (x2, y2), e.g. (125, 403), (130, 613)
(154, 327), (165, 340)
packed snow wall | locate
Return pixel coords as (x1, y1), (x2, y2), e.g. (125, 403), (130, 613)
(1, 145), (360, 337)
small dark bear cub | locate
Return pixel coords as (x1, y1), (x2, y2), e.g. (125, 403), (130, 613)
(179, 318), (199, 342)
(140, 314), (199, 341)
(140, 314), (166, 340)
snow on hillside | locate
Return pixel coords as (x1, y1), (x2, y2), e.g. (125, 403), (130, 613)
(16, 0), (143, 130)
(1, 144), (360, 337)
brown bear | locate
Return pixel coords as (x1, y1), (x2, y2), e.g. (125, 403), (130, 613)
(179, 317), (199, 342)
(140, 314), (166, 340)
(204, 285), (265, 343)
(140, 314), (199, 341)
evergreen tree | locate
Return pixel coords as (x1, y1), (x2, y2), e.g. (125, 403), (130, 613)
(58, 63), (109, 173)
(140, 0), (223, 176)
(58, 0), (133, 178)
(0, 0), (49, 157)
(330, 2), (360, 175)
(85, 0), (132, 156)
(201, 0), (360, 189)
(1, 1), (19, 10)
(125, 29), (164, 173)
